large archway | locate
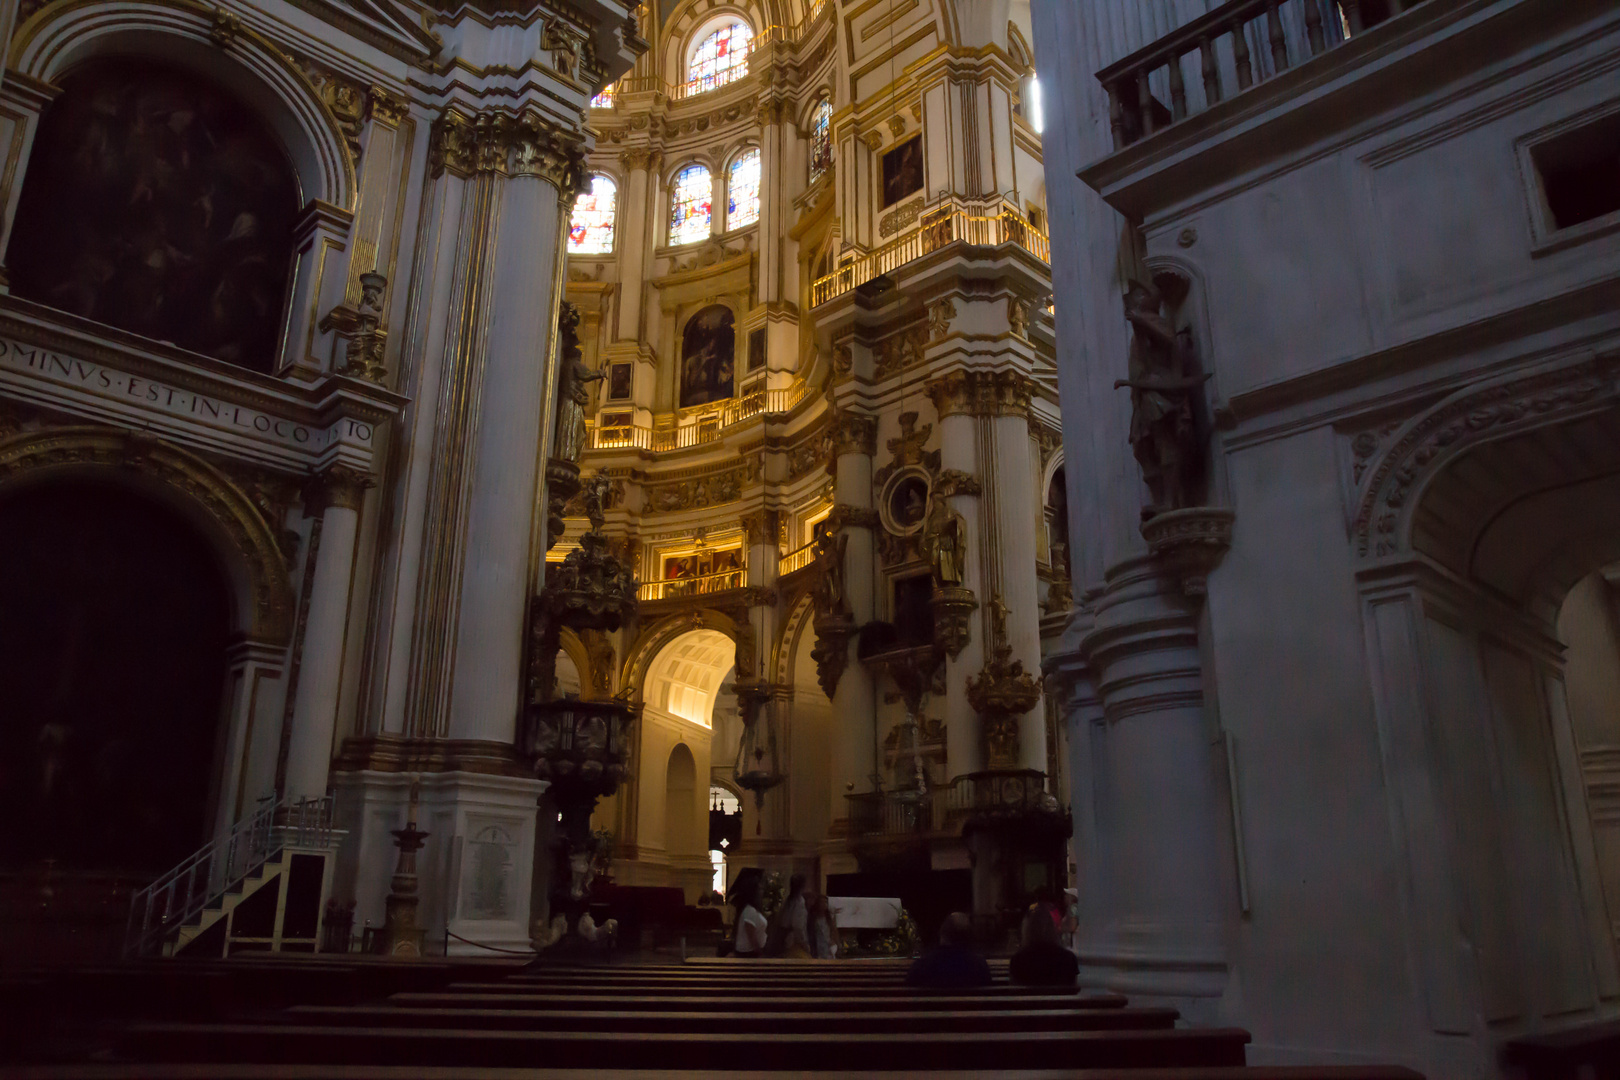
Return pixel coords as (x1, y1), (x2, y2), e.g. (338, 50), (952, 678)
(0, 479), (233, 875)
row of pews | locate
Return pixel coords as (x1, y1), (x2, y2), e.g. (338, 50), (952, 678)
(2, 955), (1428, 1078)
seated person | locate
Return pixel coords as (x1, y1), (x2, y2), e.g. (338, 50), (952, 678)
(1009, 905), (1079, 986)
(905, 912), (992, 988)
(731, 876), (768, 957)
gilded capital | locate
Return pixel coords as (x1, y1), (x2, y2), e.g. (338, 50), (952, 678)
(926, 370), (1034, 419)
(618, 146), (654, 172)
(429, 108), (588, 196)
(831, 411), (877, 457)
(304, 464), (373, 515)
(368, 85), (410, 128)
(827, 503), (880, 531)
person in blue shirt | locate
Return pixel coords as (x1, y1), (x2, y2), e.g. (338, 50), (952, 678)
(905, 911), (992, 988)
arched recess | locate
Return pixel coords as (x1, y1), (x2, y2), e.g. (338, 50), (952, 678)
(9, 0), (357, 212)
(1351, 357), (1620, 1024)
(664, 742), (699, 857)
(0, 427), (295, 644)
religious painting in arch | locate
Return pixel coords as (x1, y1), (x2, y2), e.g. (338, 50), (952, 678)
(881, 135), (924, 208)
(679, 304), (735, 407)
(8, 59), (301, 374)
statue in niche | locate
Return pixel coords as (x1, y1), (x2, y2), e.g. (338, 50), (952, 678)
(554, 302), (604, 462)
(1116, 278), (1209, 518)
(811, 523), (849, 619)
(923, 492), (965, 586)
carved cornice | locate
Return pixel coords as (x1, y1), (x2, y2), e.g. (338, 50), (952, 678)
(304, 463), (374, 515)
(926, 370), (1035, 419)
(429, 108), (588, 197)
(831, 411), (877, 457)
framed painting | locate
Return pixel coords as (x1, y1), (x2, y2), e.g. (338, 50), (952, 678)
(882, 136), (924, 208)
(680, 305), (736, 407)
(608, 362), (633, 400)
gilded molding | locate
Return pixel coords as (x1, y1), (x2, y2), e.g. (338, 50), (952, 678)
(0, 426), (295, 642)
(926, 370), (1035, 419)
(927, 298), (956, 341)
(369, 85), (410, 127)
(831, 411), (877, 457)
(934, 468), (982, 497)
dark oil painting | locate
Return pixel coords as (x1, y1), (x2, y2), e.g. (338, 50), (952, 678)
(747, 326), (766, 372)
(680, 304), (735, 407)
(608, 361), (633, 400)
(8, 59), (301, 374)
(882, 135), (924, 208)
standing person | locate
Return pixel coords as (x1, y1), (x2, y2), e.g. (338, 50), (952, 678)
(731, 875), (767, 958)
(767, 873), (810, 957)
(905, 912), (991, 988)
(807, 892), (838, 959)
(1010, 905), (1079, 986)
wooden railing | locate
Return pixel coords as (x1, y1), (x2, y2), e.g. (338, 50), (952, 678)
(810, 198), (1050, 307)
(639, 568), (747, 601)
(778, 540), (816, 577)
(1096, 0), (1424, 150)
(590, 383), (808, 453)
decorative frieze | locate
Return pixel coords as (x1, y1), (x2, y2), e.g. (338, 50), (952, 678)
(643, 457), (760, 513)
(873, 325), (928, 382)
(926, 370), (1034, 419)
(879, 197), (925, 239)
(787, 429), (832, 480)
(827, 503), (881, 532)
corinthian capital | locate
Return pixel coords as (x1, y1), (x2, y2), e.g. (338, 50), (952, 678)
(926, 370), (1034, 419)
(831, 411), (877, 457)
(304, 464), (374, 515)
(429, 107), (588, 197)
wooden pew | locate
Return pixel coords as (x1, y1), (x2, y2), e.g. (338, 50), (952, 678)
(117, 1022), (1254, 1071)
(0, 1066), (1432, 1079)
(386, 990), (1131, 1012)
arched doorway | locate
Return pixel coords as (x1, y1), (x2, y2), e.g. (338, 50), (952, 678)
(7, 57), (301, 373)
(0, 479), (233, 877)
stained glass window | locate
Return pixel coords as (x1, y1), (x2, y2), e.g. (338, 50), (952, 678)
(669, 164), (712, 245)
(590, 82), (617, 109)
(568, 174), (616, 254)
(808, 98), (833, 186)
(727, 149), (761, 230)
(686, 22), (753, 95)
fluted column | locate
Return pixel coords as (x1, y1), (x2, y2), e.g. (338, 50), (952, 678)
(284, 465), (372, 797)
(934, 409), (986, 779)
(447, 116), (585, 744)
(828, 412), (878, 817)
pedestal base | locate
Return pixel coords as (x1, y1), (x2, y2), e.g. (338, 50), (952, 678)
(331, 770), (547, 956)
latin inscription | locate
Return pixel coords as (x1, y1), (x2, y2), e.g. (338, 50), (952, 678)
(0, 338), (372, 450)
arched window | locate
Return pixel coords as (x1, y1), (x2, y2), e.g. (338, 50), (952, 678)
(686, 20), (753, 95)
(8, 59), (300, 373)
(726, 149), (761, 230)
(808, 98), (833, 186)
(568, 174), (617, 254)
(589, 82), (617, 109)
(669, 164), (712, 246)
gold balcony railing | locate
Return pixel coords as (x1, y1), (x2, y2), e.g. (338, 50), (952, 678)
(810, 198), (1051, 307)
(778, 540), (816, 577)
(638, 568), (747, 601)
(590, 383), (809, 453)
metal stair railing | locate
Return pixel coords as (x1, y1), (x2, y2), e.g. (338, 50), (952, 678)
(123, 794), (332, 959)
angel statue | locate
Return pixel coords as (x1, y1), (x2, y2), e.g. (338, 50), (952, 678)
(1115, 278), (1209, 517)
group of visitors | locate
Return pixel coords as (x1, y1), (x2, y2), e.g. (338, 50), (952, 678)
(729, 872), (838, 959)
(903, 906), (1077, 988)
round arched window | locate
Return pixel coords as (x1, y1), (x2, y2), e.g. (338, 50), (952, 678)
(727, 149), (761, 230)
(686, 20), (753, 95)
(568, 175), (617, 254)
(9, 59), (300, 374)
(669, 164), (713, 246)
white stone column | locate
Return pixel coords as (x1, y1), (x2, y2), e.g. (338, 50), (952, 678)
(991, 406), (1047, 772)
(284, 465), (371, 798)
(756, 99), (784, 305)
(446, 125), (576, 745)
(935, 409), (986, 779)
(827, 413), (878, 819)
(614, 148), (653, 343)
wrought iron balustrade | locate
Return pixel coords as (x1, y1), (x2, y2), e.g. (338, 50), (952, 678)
(1097, 0), (1428, 151)
(811, 198), (1050, 308)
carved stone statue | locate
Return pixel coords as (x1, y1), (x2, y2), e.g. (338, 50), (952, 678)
(582, 470), (612, 533)
(811, 523), (849, 618)
(554, 302), (604, 463)
(923, 492), (965, 586)
(1115, 279), (1209, 518)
